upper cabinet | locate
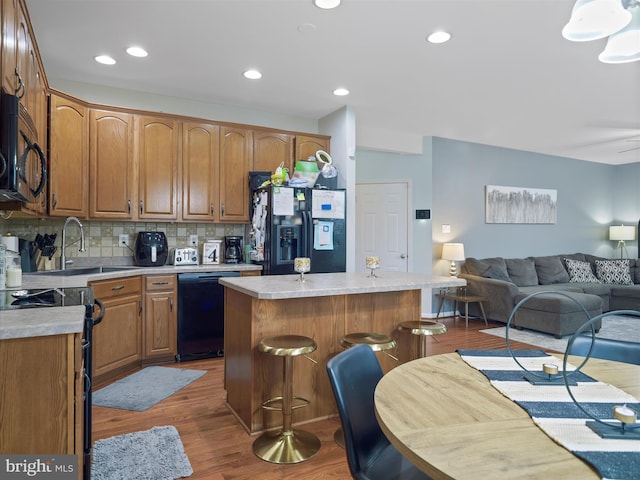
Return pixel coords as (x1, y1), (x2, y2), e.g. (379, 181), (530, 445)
(219, 126), (253, 223)
(182, 121), (220, 222)
(90, 109), (135, 219)
(253, 131), (293, 175)
(49, 94), (88, 217)
(294, 134), (330, 162)
(1, 0), (19, 95)
(136, 115), (179, 220)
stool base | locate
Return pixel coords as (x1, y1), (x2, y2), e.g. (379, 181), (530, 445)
(252, 428), (321, 464)
(334, 427), (345, 449)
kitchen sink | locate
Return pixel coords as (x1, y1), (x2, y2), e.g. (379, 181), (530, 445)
(25, 266), (140, 276)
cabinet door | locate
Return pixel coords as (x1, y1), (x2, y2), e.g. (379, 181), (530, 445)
(253, 131), (293, 175)
(219, 126), (252, 222)
(294, 134), (330, 162)
(137, 115), (179, 220)
(182, 121), (219, 221)
(90, 109), (135, 219)
(1, 0), (18, 94)
(144, 275), (177, 359)
(48, 94), (88, 217)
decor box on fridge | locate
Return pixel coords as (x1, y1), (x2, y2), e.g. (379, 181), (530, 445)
(250, 185), (346, 275)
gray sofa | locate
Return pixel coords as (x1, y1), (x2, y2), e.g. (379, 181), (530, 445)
(458, 253), (640, 337)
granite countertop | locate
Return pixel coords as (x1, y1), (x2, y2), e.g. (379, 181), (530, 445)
(1, 263), (261, 340)
(219, 271), (465, 299)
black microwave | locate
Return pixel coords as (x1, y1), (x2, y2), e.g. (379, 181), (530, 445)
(0, 93), (47, 202)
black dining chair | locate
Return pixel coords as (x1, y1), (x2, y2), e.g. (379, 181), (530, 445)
(570, 336), (640, 365)
(326, 344), (432, 480)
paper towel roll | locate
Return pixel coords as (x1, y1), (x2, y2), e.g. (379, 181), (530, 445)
(1, 235), (19, 253)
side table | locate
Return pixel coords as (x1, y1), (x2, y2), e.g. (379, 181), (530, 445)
(435, 287), (488, 328)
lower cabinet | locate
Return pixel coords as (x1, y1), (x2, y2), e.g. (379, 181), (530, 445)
(143, 274), (177, 361)
(91, 276), (142, 383)
(0, 332), (83, 471)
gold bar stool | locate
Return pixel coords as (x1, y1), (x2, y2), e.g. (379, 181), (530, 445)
(252, 334), (321, 464)
(334, 332), (397, 448)
(397, 320), (447, 358)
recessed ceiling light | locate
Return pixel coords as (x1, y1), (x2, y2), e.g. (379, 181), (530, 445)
(244, 69), (262, 80)
(333, 87), (349, 96)
(94, 55), (116, 65)
(314, 0), (341, 9)
(427, 31), (452, 44)
(126, 46), (148, 58)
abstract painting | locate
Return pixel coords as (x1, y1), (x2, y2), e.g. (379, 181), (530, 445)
(485, 185), (557, 224)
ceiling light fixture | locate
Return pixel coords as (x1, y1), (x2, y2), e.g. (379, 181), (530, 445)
(427, 31), (452, 44)
(243, 69), (262, 80)
(333, 87), (349, 96)
(314, 0), (341, 9)
(562, 0), (640, 63)
(126, 46), (148, 58)
(94, 55), (116, 65)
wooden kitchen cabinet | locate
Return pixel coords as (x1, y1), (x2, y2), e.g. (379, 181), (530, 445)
(49, 93), (88, 217)
(253, 130), (293, 175)
(90, 108), (135, 219)
(181, 121), (220, 222)
(137, 115), (179, 220)
(219, 126), (253, 222)
(143, 274), (177, 360)
(91, 276), (142, 383)
(0, 332), (83, 468)
(294, 134), (330, 162)
(1, 0), (19, 94)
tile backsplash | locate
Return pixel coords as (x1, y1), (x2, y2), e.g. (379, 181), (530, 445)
(0, 217), (245, 261)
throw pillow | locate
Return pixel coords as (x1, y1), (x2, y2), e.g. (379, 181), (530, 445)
(533, 255), (570, 284)
(505, 258), (538, 286)
(464, 257), (511, 282)
(564, 258), (600, 283)
(595, 259), (633, 285)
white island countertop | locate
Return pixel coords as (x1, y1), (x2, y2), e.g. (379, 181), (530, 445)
(219, 271), (465, 300)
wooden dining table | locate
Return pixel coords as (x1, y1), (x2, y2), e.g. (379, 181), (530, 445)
(374, 352), (640, 480)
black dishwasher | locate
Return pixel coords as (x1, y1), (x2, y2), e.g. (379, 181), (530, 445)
(176, 271), (240, 361)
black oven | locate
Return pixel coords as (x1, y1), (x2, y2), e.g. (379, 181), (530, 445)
(0, 93), (47, 202)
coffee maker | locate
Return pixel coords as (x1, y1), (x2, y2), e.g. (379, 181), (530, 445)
(224, 236), (243, 264)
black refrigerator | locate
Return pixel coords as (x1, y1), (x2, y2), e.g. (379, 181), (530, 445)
(250, 185), (346, 275)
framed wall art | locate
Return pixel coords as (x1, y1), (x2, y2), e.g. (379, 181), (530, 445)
(485, 185), (557, 224)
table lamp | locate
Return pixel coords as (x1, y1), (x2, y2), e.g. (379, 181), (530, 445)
(442, 243), (465, 276)
(609, 225), (635, 258)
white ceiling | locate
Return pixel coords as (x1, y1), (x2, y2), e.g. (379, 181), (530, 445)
(25, 0), (640, 165)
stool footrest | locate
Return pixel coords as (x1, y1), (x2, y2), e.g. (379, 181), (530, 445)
(262, 395), (311, 411)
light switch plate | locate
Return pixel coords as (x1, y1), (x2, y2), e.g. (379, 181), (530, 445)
(119, 234), (129, 246)
(442, 224), (451, 233)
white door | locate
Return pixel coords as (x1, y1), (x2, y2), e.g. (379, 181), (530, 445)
(355, 181), (410, 273)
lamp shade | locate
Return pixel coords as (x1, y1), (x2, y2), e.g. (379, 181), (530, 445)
(562, 0), (632, 41)
(442, 243), (465, 261)
(599, 5), (640, 63)
(609, 225), (636, 241)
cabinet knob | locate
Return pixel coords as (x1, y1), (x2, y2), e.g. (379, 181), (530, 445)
(139, 200), (144, 215)
(221, 203), (225, 216)
(52, 193), (58, 210)
(211, 204), (215, 216)
(127, 200), (131, 214)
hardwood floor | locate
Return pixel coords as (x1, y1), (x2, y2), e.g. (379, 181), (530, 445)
(92, 316), (556, 479)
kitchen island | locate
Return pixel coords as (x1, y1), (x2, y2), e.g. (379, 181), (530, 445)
(220, 272), (464, 434)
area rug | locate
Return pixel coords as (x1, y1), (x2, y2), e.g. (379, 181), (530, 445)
(91, 425), (193, 480)
(93, 366), (206, 412)
(480, 315), (640, 352)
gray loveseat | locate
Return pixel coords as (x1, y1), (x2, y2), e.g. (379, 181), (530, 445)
(458, 253), (640, 337)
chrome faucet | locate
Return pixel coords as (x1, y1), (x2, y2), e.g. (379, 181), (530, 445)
(61, 216), (86, 270)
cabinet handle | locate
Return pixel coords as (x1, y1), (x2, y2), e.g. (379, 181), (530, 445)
(139, 301), (142, 315)
(211, 204), (215, 216)
(14, 68), (25, 99)
(111, 285), (125, 291)
(52, 193), (57, 210)
(139, 200), (144, 215)
(152, 281), (169, 286)
(221, 203), (225, 216)
(170, 298), (174, 312)
(127, 200), (131, 214)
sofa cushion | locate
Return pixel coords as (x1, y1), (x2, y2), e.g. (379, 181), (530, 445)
(505, 258), (538, 286)
(564, 258), (600, 283)
(595, 259), (633, 285)
(533, 255), (570, 284)
(464, 257), (511, 282)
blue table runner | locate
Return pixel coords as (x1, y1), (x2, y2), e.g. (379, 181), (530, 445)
(458, 349), (640, 480)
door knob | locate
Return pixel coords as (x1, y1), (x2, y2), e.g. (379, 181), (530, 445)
(401, 254), (407, 259)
